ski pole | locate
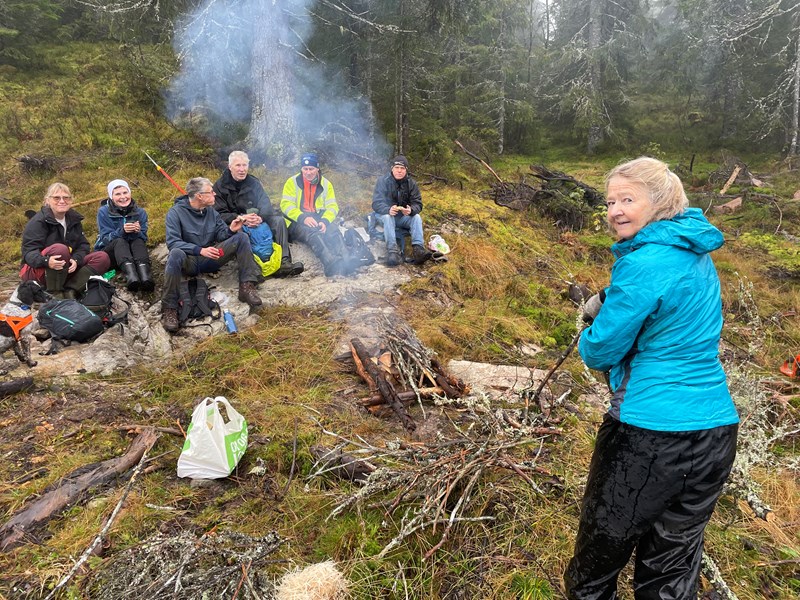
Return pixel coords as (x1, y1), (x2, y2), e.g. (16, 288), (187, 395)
(143, 151), (186, 195)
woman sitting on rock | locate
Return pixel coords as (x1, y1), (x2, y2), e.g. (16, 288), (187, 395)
(21, 182), (111, 299)
(95, 179), (154, 291)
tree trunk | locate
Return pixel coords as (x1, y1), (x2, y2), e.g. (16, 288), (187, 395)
(395, 0), (410, 154)
(586, 0), (604, 154)
(790, 28), (800, 155)
(247, 0), (297, 163)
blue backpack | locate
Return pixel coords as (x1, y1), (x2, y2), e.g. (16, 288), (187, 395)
(243, 223), (274, 261)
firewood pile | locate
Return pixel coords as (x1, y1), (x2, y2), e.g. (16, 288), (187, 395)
(312, 395), (563, 559)
(349, 320), (469, 433)
(482, 165), (604, 231)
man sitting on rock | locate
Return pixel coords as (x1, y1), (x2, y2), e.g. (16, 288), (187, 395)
(281, 152), (354, 277)
(372, 155), (431, 266)
(161, 177), (262, 333)
(213, 150), (303, 278)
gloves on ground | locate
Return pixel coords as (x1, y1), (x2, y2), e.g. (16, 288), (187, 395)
(582, 292), (605, 324)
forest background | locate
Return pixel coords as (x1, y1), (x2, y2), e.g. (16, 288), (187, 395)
(1, 1), (800, 599)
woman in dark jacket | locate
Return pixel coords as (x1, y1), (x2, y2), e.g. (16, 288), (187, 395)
(20, 182), (111, 299)
(95, 179), (154, 291)
(565, 157), (739, 599)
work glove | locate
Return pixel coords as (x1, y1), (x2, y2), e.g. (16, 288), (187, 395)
(582, 291), (605, 324)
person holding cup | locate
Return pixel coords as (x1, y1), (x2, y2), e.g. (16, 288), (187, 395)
(95, 179), (154, 292)
(160, 177), (262, 333)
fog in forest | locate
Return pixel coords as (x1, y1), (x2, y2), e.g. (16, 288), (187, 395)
(167, 0), (388, 161)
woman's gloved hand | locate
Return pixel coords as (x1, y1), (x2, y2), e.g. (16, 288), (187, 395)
(582, 291), (605, 324)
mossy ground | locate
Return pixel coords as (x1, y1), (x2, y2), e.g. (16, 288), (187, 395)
(1, 42), (799, 599)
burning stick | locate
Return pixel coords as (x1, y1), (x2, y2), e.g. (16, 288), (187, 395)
(144, 151), (186, 195)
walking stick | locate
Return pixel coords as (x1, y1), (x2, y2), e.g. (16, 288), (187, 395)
(143, 151), (186, 195)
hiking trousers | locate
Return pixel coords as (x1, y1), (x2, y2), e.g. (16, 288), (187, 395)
(564, 415), (738, 600)
(161, 232), (260, 309)
(102, 237), (151, 269)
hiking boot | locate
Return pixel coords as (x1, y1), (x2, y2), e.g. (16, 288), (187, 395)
(273, 257), (304, 278)
(386, 246), (402, 267)
(238, 281), (262, 308)
(162, 308), (179, 333)
(412, 244), (432, 265)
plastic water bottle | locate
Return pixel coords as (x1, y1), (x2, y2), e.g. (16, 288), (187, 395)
(223, 310), (238, 334)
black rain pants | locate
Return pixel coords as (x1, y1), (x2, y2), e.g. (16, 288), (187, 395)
(564, 415), (738, 600)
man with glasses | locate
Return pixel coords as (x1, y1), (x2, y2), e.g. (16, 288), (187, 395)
(21, 182), (111, 298)
(161, 177), (262, 333)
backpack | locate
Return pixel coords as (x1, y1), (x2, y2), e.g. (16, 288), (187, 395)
(177, 278), (221, 325)
(38, 300), (104, 342)
(243, 223), (274, 261)
(343, 228), (375, 267)
(79, 276), (129, 328)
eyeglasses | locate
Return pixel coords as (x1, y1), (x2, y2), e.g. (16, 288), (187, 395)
(197, 190), (215, 196)
(49, 196), (72, 202)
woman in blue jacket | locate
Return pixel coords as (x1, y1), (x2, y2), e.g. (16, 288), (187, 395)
(564, 157), (739, 599)
(95, 179), (154, 291)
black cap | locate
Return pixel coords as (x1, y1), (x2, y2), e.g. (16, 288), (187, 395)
(391, 155), (409, 169)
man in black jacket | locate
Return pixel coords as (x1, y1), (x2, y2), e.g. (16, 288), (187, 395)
(213, 151), (303, 277)
(371, 155), (431, 266)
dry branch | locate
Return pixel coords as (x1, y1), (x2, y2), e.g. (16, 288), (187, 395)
(351, 338), (416, 433)
(454, 140), (503, 183)
(0, 428), (159, 551)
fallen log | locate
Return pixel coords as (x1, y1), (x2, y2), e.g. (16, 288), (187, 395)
(0, 428), (159, 551)
(351, 338), (416, 433)
(360, 387), (444, 407)
(0, 376), (34, 398)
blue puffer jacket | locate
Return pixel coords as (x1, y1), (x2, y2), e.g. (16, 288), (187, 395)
(579, 207), (739, 431)
(94, 198), (149, 250)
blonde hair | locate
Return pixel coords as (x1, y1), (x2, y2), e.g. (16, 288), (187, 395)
(605, 157), (688, 224)
(43, 182), (71, 206)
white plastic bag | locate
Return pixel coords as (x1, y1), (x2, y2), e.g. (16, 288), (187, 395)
(177, 396), (248, 479)
(428, 234), (450, 254)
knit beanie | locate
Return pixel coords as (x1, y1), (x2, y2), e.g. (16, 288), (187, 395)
(107, 179), (130, 200)
(391, 155), (409, 169)
(300, 153), (319, 168)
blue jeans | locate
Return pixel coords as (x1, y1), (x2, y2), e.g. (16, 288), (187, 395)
(380, 213), (424, 249)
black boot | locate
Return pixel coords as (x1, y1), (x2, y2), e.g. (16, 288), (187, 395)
(121, 262), (141, 292)
(64, 266), (95, 300)
(412, 244), (432, 265)
(273, 256), (305, 278)
(136, 263), (155, 292)
(308, 235), (342, 277)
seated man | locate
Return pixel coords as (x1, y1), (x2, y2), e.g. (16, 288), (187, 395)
(213, 150), (303, 277)
(161, 177), (262, 333)
(372, 155), (431, 266)
(281, 153), (353, 277)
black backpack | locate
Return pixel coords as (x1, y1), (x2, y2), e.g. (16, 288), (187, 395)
(79, 276), (129, 327)
(343, 228), (375, 267)
(38, 300), (105, 343)
(177, 278), (221, 325)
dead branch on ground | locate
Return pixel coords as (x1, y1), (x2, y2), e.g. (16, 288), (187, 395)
(0, 428), (159, 551)
(83, 530), (283, 600)
(481, 165), (604, 231)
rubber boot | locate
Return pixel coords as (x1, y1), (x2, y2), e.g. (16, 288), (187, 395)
(64, 266), (95, 300)
(44, 266), (69, 298)
(121, 262), (141, 292)
(136, 263), (155, 292)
